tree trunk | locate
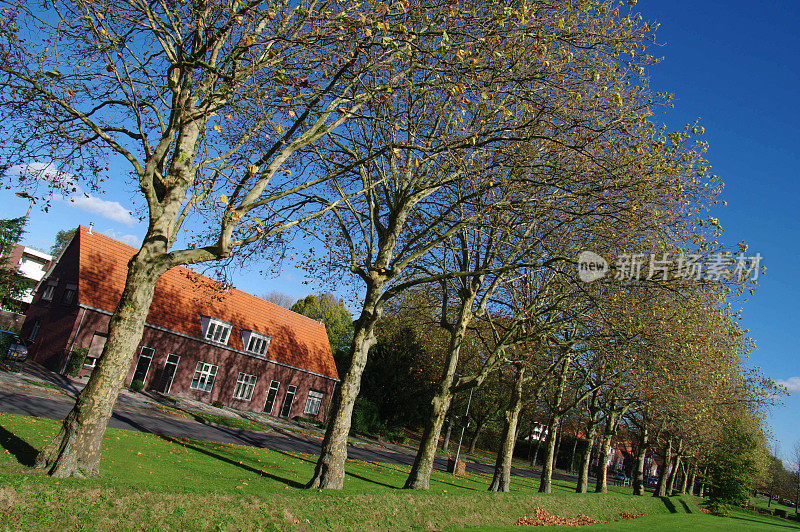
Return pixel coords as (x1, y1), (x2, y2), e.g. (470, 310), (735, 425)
(594, 432), (612, 493)
(665, 441), (682, 496)
(404, 293), (476, 490)
(576, 391), (601, 493)
(532, 430), (542, 468)
(680, 462), (689, 494)
(35, 245), (170, 477)
(527, 421), (535, 466)
(442, 414), (453, 454)
(467, 420), (487, 455)
(665, 455), (680, 496)
(538, 414), (560, 493)
(307, 282), (385, 489)
(553, 421), (563, 470)
(576, 434), (595, 493)
(568, 435), (578, 473)
(538, 353), (571, 493)
(698, 466), (707, 498)
(489, 367), (525, 492)
(654, 438), (673, 497)
(688, 468), (696, 496)
(594, 408), (618, 494)
(633, 428), (649, 496)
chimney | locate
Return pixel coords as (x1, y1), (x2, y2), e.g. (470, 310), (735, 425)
(88, 222), (94, 235)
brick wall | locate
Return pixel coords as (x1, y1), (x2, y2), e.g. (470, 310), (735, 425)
(70, 308), (335, 421)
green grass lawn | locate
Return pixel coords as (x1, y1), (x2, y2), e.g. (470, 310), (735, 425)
(1, 412), (798, 531)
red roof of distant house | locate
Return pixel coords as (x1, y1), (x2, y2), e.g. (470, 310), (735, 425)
(74, 226), (338, 380)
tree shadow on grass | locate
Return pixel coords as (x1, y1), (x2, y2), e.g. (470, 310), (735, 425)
(163, 435), (307, 489)
(658, 496), (677, 513)
(678, 498), (693, 513)
(342, 470), (399, 489)
(729, 514), (800, 530)
(112, 412), (305, 488)
(0, 424), (38, 467)
(269, 447), (319, 465)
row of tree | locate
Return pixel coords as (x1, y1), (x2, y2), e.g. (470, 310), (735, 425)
(0, 0), (777, 500)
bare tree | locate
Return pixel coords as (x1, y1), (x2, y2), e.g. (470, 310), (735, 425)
(261, 291), (295, 309)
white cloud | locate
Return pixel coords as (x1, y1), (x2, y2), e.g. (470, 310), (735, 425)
(104, 229), (141, 247)
(775, 377), (800, 393)
(7, 162), (139, 227)
(119, 234), (140, 247)
(68, 195), (137, 226)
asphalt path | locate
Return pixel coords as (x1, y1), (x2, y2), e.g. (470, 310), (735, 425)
(0, 391), (584, 484)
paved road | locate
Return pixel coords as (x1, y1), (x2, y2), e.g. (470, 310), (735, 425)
(0, 390), (582, 483)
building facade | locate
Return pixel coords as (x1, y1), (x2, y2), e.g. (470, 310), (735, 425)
(21, 226), (338, 421)
(1, 243), (52, 331)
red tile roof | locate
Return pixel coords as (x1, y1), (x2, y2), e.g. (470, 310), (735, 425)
(74, 226), (338, 380)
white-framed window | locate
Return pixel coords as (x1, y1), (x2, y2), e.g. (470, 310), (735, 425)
(304, 390), (324, 416)
(204, 319), (232, 345)
(190, 361), (218, 392)
(245, 332), (271, 357)
(42, 281), (57, 301)
(28, 320), (40, 341)
(62, 283), (77, 305)
(232, 372), (257, 401)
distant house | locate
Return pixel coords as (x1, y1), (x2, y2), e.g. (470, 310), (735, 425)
(21, 226), (338, 421)
(1, 244), (52, 330)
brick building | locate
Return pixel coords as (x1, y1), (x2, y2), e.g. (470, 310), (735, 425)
(21, 226), (338, 421)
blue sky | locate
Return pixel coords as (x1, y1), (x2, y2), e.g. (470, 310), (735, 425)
(636, 0), (800, 464)
(5, 1), (799, 465)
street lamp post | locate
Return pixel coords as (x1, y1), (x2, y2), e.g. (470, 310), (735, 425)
(14, 192), (35, 226)
(453, 386), (474, 470)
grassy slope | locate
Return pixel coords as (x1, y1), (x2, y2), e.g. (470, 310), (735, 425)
(1, 412), (798, 531)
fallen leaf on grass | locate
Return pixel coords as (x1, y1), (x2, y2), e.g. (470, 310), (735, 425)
(515, 508), (606, 527)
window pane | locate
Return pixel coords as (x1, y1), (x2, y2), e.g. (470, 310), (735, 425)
(191, 362), (217, 392)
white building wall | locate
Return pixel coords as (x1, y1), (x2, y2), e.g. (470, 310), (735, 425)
(6, 247), (52, 305)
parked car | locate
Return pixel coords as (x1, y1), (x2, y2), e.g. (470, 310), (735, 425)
(0, 330), (28, 371)
(613, 472), (630, 485)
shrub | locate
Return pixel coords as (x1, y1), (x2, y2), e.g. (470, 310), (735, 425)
(65, 346), (88, 377)
(0, 333), (12, 358)
(212, 400), (224, 409)
(129, 379), (144, 393)
(385, 427), (408, 444)
(350, 397), (380, 434)
(704, 416), (762, 515)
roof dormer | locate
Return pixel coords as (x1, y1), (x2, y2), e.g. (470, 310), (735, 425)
(200, 315), (232, 345)
(241, 329), (271, 358)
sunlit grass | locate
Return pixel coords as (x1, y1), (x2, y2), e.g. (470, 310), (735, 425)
(1, 412), (797, 530)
